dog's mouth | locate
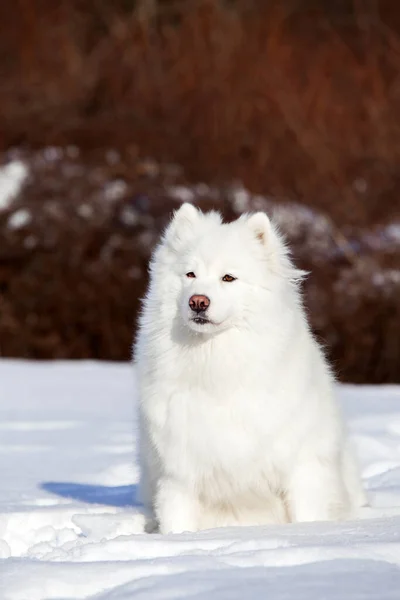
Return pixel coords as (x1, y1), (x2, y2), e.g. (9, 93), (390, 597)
(187, 315), (224, 331)
(191, 317), (211, 325)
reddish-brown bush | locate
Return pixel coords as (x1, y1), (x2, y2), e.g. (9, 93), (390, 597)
(0, 147), (399, 383)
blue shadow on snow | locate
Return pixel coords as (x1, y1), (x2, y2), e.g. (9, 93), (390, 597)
(41, 482), (139, 507)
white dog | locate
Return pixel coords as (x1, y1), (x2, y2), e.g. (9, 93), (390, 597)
(134, 203), (366, 534)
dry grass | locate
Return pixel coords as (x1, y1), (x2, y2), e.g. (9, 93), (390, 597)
(0, 1), (400, 226)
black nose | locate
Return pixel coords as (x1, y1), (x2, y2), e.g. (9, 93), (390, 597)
(189, 295), (210, 313)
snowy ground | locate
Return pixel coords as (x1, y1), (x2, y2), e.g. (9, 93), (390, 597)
(1, 361), (400, 599)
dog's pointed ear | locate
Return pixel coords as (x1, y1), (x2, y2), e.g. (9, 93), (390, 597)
(245, 211), (307, 284)
(246, 212), (272, 245)
(171, 202), (201, 229)
(163, 203), (202, 250)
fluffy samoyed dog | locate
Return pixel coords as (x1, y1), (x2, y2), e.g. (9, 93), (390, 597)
(134, 203), (366, 534)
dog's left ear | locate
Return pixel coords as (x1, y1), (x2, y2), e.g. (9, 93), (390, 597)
(245, 211), (307, 283)
(246, 212), (272, 245)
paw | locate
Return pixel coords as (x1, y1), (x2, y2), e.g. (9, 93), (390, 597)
(144, 516), (159, 534)
(156, 479), (200, 534)
(158, 520), (198, 535)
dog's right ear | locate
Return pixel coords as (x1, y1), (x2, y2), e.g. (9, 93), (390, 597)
(162, 203), (202, 250)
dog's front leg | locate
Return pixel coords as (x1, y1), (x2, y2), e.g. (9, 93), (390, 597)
(156, 478), (200, 534)
(288, 456), (350, 523)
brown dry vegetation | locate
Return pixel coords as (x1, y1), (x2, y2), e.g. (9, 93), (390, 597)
(0, 0), (399, 382)
(0, 0), (399, 225)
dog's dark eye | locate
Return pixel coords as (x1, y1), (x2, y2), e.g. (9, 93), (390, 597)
(186, 272), (196, 278)
(222, 274), (236, 282)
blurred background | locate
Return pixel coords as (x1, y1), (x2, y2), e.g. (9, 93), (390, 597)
(0, 0), (399, 383)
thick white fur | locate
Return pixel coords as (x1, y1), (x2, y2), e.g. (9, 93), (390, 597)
(134, 203), (366, 534)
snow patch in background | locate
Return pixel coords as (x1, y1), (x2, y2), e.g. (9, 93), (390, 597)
(0, 160), (29, 211)
(7, 208), (32, 229)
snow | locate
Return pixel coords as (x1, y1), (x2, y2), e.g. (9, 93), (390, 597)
(7, 208), (32, 229)
(384, 223), (400, 244)
(168, 186), (196, 202)
(1, 361), (400, 599)
(0, 160), (28, 211)
(103, 180), (128, 202)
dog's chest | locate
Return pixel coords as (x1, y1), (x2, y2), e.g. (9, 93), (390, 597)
(155, 384), (284, 486)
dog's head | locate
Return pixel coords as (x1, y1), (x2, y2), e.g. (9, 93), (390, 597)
(150, 203), (305, 335)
